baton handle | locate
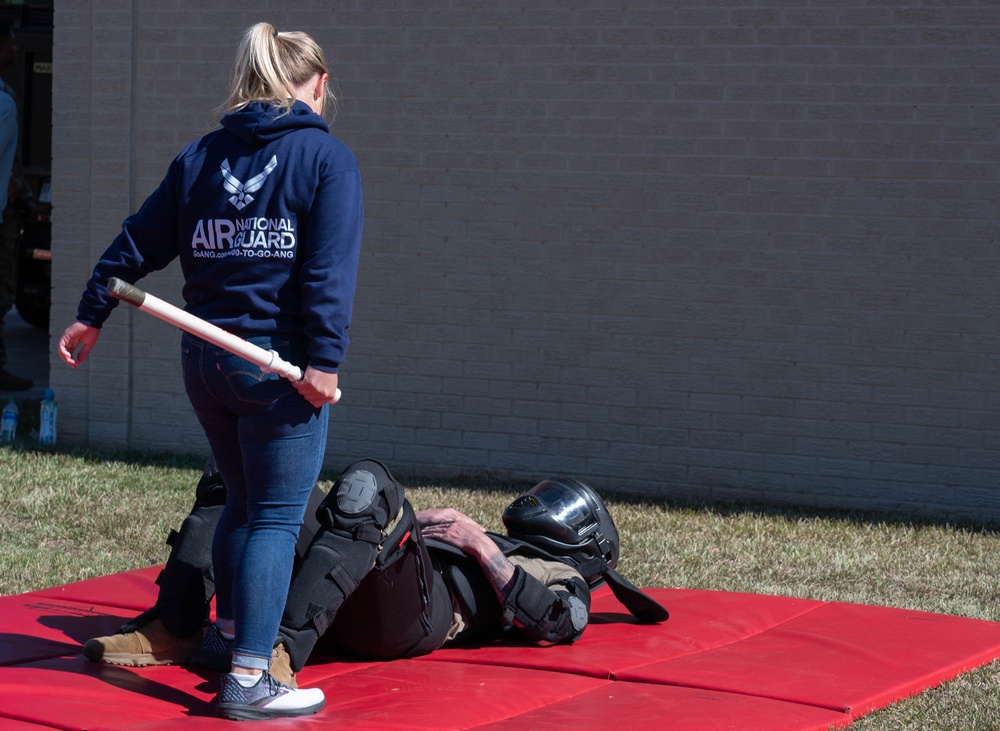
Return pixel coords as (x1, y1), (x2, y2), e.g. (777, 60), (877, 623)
(109, 278), (146, 308)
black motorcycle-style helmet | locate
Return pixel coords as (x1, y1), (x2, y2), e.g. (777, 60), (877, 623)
(501, 477), (620, 588)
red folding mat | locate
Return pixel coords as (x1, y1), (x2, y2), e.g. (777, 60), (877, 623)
(3, 568), (1000, 730)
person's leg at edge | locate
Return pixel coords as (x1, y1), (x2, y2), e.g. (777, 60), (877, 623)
(182, 333), (327, 719)
(0, 225), (33, 391)
(228, 403), (327, 675)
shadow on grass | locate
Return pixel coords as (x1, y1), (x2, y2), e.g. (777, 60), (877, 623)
(625, 493), (1000, 535)
(8, 442), (997, 536)
(409, 471), (1000, 536)
(0, 441), (206, 471)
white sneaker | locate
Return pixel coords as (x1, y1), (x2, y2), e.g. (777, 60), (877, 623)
(215, 670), (325, 721)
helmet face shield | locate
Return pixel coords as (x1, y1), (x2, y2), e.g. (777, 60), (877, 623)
(518, 481), (599, 543)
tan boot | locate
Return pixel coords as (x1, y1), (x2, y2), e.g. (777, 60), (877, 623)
(268, 642), (298, 689)
(83, 618), (201, 666)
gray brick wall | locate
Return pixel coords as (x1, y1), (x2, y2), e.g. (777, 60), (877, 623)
(50, 1), (1000, 521)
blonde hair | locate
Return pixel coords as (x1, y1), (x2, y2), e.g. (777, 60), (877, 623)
(221, 22), (337, 118)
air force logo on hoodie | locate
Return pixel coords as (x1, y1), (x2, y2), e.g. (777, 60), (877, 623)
(189, 155), (297, 260)
(221, 155), (278, 210)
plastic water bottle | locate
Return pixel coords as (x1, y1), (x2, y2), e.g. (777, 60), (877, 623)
(38, 389), (57, 445)
(0, 399), (18, 442)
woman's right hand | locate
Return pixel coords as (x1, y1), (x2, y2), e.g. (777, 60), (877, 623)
(293, 366), (340, 408)
(58, 321), (101, 368)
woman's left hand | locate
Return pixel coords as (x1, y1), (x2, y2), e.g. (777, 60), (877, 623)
(293, 366), (340, 408)
(58, 321), (101, 368)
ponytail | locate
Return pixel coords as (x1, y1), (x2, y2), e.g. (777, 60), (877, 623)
(220, 22), (336, 118)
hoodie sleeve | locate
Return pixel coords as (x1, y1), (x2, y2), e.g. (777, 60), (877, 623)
(297, 145), (363, 371)
(76, 159), (184, 328)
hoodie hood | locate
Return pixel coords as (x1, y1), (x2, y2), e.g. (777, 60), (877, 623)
(220, 100), (330, 146)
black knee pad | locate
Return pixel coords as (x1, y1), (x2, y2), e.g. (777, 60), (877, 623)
(280, 459), (407, 668)
(150, 462), (226, 638)
(315, 458), (404, 544)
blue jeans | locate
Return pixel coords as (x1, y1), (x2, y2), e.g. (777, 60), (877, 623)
(181, 332), (328, 671)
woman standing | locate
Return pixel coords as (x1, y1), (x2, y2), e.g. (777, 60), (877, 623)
(58, 22), (362, 721)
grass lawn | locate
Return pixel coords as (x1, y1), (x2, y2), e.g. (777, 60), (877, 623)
(2, 442), (999, 729)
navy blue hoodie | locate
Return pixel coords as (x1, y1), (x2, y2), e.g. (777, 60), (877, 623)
(77, 100), (363, 372)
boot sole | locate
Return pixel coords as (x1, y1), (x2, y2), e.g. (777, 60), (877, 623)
(83, 640), (199, 666)
(216, 698), (325, 721)
(89, 652), (190, 666)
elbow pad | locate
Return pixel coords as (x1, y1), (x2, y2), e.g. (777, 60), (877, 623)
(501, 568), (591, 644)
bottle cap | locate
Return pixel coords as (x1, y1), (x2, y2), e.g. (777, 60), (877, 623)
(44, 389), (54, 400)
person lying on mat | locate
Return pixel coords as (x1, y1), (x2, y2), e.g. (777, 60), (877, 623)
(83, 458), (667, 710)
